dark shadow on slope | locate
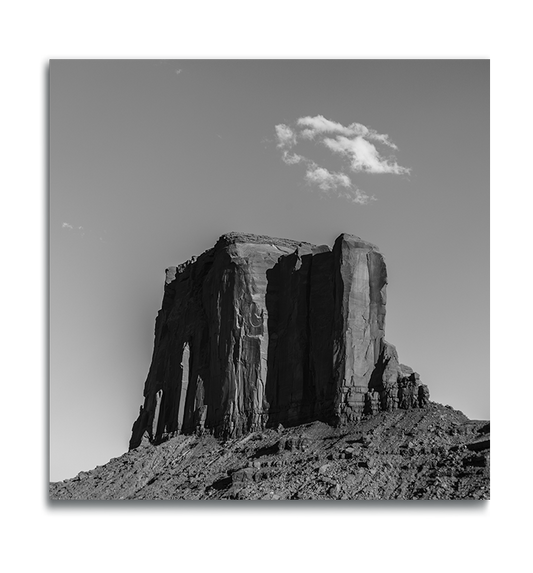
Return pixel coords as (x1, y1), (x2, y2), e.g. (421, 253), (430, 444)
(210, 476), (232, 491)
(251, 442), (281, 459)
(478, 422), (490, 435)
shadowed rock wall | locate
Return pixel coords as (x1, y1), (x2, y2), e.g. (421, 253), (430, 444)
(129, 232), (428, 449)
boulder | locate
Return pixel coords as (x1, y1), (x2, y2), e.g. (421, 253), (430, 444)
(418, 384), (430, 408)
(231, 468), (256, 483)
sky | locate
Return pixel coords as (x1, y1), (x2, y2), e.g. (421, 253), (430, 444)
(50, 59), (489, 482)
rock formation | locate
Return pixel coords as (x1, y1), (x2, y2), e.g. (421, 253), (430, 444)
(129, 232), (429, 449)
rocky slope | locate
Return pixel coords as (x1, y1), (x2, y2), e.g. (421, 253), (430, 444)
(129, 232), (429, 449)
(50, 403), (489, 500)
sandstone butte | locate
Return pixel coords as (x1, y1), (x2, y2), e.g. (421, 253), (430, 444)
(129, 232), (430, 450)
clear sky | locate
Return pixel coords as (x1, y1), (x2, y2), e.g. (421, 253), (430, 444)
(50, 59), (488, 481)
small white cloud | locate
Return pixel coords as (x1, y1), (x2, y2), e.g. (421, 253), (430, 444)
(274, 115), (409, 203)
(298, 115), (352, 139)
(323, 135), (410, 175)
(364, 129), (398, 150)
(297, 115), (399, 150)
(305, 164), (352, 191)
(175, 69), (182, 75)
(62, 222), (90, 238)
(304, 164), (374, 204)
(339, 188), (376, 205)
(282, 151), (303, 165)
(275, 124), (297, 148)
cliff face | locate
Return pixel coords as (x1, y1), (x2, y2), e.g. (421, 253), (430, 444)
(129, 232), (428, 449)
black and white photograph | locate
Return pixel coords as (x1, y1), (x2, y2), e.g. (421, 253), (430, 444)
(49, 59), (489, 501)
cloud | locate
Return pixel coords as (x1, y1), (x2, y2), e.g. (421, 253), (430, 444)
(339, 188), (376, 205)
(298, 115), (353, 139)
(303, 163), (374, 205)
(275, 124), (297, 148)
(297, 115), (398, 150)
(61, 223), (107, 243)
(323, 135), (409, 174)
(274, 115), (409, 202)
(281, 151), (303, 165)
(175, 69), (182, 75)
(305, 164), (351, 191)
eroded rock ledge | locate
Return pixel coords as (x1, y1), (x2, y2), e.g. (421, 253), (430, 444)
(129, 232), (429, 449)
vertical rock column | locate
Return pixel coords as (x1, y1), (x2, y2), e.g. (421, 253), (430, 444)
(333, 234), (387, 422)
(203, 240), (297, 437)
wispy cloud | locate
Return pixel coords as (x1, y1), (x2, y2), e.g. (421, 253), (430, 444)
(298, 115), (354, 140)
(175, 69), (182, 75)
(281, 151), (303, 165)
(275, 124), (297, 148)
(305, 164), (351, 191)
(323, 135), (409, 175)
(274, 115), (410, 202)
(297, 115), (399, 150)
(305, 163), (374, 205)
(61, 222), (104, 241)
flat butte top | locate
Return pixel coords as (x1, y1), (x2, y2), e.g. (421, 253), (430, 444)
(218, 231), (316, 250)
(219, 232), (381, 256)
(167, 232), (382, 281)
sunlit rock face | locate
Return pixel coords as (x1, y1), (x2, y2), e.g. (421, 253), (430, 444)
(129, 232), (427, 449)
